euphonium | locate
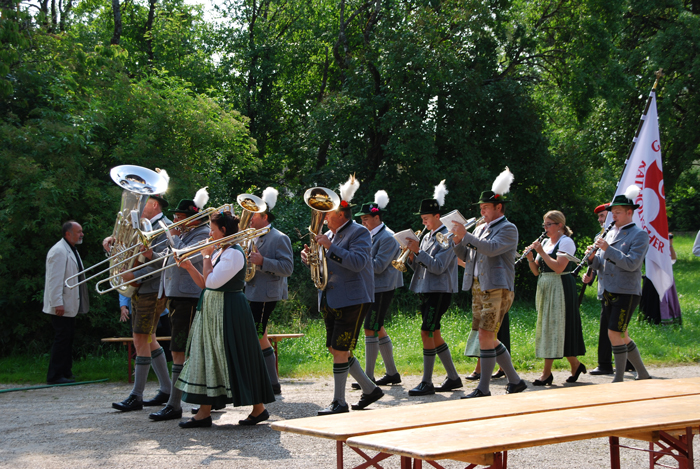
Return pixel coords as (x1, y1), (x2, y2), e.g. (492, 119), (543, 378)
(64, 165), (168, 297)
(236, 193), (268, 282)
(392, 226), (428, 272)
(435, 216), (485, 249)
(304, 187), (341, 290)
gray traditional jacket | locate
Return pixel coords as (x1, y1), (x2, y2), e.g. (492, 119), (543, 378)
(589, 223), (649, 296)
(371, 224), (404, 293)
(407, 224), (458, 294)
(245, 226), (294, 302)
(159, 223), (210, 299)
(454, 217), (518, 292)
(131, 214), (172, 295)
(320, 220), (374, 309)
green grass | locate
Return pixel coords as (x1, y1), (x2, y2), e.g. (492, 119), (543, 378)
(2, 233), (699, 384)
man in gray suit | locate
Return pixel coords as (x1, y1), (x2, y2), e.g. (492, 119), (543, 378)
(44, 221), (89, 384)
(353, 191), (403, 388)
(452, 191), (526, 398)
(148, 198), (210, 421)
(301, 196), (383, 415)
(405, 195), (461, 396)
(245, 190), (294, 395)
(583, 190), (651, 382)
(109, 194), (173, 411)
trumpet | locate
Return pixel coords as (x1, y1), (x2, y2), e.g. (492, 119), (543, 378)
(435, 216), (485, 249)
(572, 220), (616, 275)
(392, 226), (428, 272)
(303, 187), (341, 290)
(514, 231), (547, 265)
(64, 165), (168, 296)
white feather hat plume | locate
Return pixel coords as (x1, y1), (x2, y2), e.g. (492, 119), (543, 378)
(262, 187), (279, 211)
(433, 179), (448, 207)
(492, 166), (514, 196)
(339, 173), (360, 203)
(193, 187), (209, 209)
(156, 168), (170, 186)
(374, 190), (389, 210)
(624, 184), (641, 202)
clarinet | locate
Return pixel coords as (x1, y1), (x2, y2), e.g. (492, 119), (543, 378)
(514, 232), (547, 265)
(572, 220), (616, 275)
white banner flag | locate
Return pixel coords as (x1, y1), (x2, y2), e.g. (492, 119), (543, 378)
(612, 91), (674, 299)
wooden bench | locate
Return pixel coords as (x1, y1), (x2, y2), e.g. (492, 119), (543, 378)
(102, 333), (304, 382)
(271, 377), (700, 469)
(346, 394), (700, 469)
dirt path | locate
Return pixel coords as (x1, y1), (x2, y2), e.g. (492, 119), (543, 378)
(1, 365), (699, 468)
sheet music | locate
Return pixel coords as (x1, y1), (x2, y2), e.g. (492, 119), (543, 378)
(441, 210), (470, 231)
(394, 229), (419, 249)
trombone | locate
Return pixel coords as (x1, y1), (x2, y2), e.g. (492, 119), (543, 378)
(94, 227), (270, 295)
(435, 216), (485, 249)
(392, 226), (428, 272)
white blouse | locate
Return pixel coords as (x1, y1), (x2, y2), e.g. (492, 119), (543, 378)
(537, 235), (576, 259)
(205, 247), (245, 289)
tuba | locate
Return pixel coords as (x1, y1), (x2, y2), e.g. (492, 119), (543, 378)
(237, 193), (268, 282)
(65, 165), (168, 297)
(304, 187), (340, 290)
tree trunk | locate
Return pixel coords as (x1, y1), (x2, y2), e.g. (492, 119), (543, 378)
(145, 0), (157, 64)
(110, 0), (121, 45)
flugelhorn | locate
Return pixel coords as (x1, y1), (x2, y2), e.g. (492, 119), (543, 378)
(392, 226), (428, 272)
(435, 216), (485, 249)
(235, 193), (268, 282)
(304, 187), (340, 290)
(572, 220), (616, 275)
(64, 165), (168, 297)
(514, 231), (547, 265)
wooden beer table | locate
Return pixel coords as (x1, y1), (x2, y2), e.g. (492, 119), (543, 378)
(271, 378), (700, 469)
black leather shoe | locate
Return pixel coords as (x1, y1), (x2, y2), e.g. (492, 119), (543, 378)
(112, 394), (143, 412)
(351, 378), (376, 390)
(589, 366), (614, 375)
(506, 380), (528, 394)
(491, 370), (506, 379)
(461, 388), (491, 399)
(317, 400), (349, 416)
(272, 384), (282, 395)
(408, 381), (435, 396)
(191, 404), (225, 414)
(239, 409), (270, 425)
(375, 373), (402, 386)
(351, 387), (384, 410)
(533, 374), (553, 386)
(143, 391), (170, 407)
(149, 405), (182, 421)
(566, 363), (587, 383)
(47, 377), (75, 385)
(179, 416), (212, 428)
(625, 361), (636, 372)
(435, 377), (463, 392)
(465, 372), (481, 381)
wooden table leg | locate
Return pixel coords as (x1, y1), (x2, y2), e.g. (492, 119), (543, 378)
(610, 436), (621, 469)
(337, 440), (344, 469)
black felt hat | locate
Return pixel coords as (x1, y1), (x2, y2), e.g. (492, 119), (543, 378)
(149, 194), (169, 209)
(415, 199), (442, 215)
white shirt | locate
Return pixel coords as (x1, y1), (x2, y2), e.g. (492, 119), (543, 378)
(206, 248), (245, 289)
(537, 235), (576, 259)
(369, 222), (385, 238)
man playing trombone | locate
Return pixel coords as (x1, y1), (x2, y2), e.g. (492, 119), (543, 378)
(106, 194), (174, 412)
(451, 169), (527, 398)
(148, 192), (211, 421)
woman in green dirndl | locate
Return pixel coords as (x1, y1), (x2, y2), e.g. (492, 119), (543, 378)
(176, 211), (275, 428)
(526, 210), (586, 386)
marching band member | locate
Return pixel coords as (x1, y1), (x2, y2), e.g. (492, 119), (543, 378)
(110, 194), (174, 412)
(525, 210), (586, 385)
(353, 190), (403, 388)
(245, 187), (294, 395)
(149, 189), (211, 421)
(177, 211), (275, 427)
(451, 168), (527, 398)
(582, 186), (651, 382)
(405, 180), (461, 396)
(301, 175), (383, 415)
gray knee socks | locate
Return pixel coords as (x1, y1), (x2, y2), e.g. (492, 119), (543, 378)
(364, 336), (379, 380)
(422, 348), (436, 383)
(436, 343), (459, 380)
(131, 356), (151, 399)
(166, 364), (184, 409)
(495, 343), (520, 384)
(349, 356), (377, 394)
(626, 341), (650, 379)
(477, 349), (497, 395)
(150, 347), (171, 393)
(612, 344), (628, 382)
(262, 347), (280, 386)
(333, 362), (350, 405)
(378, 336), (398, 376)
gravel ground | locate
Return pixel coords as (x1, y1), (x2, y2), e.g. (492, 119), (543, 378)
(1, 364), (699, 468)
